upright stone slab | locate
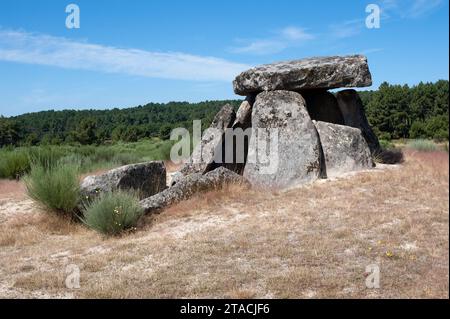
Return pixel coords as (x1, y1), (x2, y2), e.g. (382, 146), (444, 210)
(179, 104), (236, 177)
(301, 89), (345, 125)
(243, 90), (325, 189)
(314, 121), (374, 177)
(336, 89), (381, 154)
(232, 95), (255, 130)
(233, 55), (372, 96)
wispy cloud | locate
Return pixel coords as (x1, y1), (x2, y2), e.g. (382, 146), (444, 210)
(407, 0), (443, 18)
(279, 26), (315, 41)
(231, 39), (285, 55)
(379, 0), (444, 18)
(359, 48), (385, 55)
(0, 29), (249, 82)
(329, 0), (443, 40)
(329, 19), (365, 39)
(230, 26), (315, 55)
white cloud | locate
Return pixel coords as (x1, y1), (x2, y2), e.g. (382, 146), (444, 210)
(0, 29), (249, 82)
(360, 48), (385, 55)
(280, 26), (315, 41)
(230, 26), (315, 55)
(230, 39), (286, 55)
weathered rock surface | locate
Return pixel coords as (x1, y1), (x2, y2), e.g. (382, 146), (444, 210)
(243, 90), (325, 189)
(336, 89), (381, 154)
(80, 161), (166, 200)
(216, 96), (255, 175)
(301, 89), (345, 125)
(314, 121), (374, 177)
(232, 95), (255, 130)
(140, 167), (249, 214)
(179, 104), (236, 176)
(233, 55), (372, 96)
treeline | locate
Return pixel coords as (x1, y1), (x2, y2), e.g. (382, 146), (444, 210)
(361, 80), (448, 140)
(0, 80), (448, 147)
(0, 100), (240, 146)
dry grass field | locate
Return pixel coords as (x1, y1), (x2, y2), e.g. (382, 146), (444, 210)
(0, 150), (448, 299)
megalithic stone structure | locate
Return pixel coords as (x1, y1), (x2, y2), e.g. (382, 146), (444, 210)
(168, 54), (380, 192)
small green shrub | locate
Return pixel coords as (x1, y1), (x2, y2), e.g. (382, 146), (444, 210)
(24, 162), (80, 215)
(28, 146), (68, 170)
(81, 191), (143, 235)
(407, 139), (438, 152)
(0, 150), (30, 179)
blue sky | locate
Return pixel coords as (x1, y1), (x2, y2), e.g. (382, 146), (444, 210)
(0, 0), (448, 116)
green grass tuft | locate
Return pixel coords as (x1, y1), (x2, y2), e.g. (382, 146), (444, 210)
(81, 191), (144, 236)
(0, 149), (30, 179)
(23, 161), (80, 215)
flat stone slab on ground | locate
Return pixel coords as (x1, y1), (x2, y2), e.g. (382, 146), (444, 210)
(140, 167), (249, 214)
(80, 161), (166, 200)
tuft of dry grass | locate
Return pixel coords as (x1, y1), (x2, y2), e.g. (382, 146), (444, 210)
(0, 151), (448, 298)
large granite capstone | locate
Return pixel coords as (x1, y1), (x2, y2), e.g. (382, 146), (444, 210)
(233, 55), (372, 96)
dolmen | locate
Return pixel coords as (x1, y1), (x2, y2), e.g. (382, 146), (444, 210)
(172, 55), (380, 192)
(81, 55), (382, 214)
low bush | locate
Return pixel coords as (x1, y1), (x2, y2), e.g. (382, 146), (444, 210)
(24, 162), (80, 216)
(28, 146), (68, 170)
(81, 191), (143, 236)
(0, 150), (30, 179)
(409, 115), (449, 141)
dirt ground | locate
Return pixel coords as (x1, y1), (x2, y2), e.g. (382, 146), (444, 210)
(0, 150), (448, 298)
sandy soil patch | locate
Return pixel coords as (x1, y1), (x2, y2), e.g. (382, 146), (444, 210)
(0, 151), (448, 298)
